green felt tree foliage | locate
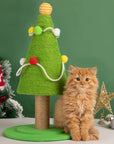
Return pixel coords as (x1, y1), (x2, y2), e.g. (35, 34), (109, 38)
(17, 7), (67, 96)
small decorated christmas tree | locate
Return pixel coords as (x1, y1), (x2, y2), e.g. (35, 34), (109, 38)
(16, 2), (67, 129)
(3, 3), (70, 142)
(0, 59), (23, 118)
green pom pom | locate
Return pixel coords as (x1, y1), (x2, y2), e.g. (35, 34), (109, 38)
(34, 26), (42, 35)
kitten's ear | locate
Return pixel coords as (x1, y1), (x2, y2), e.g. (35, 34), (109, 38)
(69, 65), (77, 74)
(89, 67), (97, 75)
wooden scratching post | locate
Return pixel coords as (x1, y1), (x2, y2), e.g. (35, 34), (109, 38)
(35, 95), (50, 129)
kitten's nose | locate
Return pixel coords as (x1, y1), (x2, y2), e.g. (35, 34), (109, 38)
(80, 82), (84, 87)
(80, 82), (84, 85)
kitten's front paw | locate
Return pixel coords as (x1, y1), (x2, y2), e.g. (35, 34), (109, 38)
(71, 129), (81, 141)
(81, 133), (90, 141)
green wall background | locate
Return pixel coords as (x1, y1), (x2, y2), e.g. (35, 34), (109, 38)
(0, 0), (114, 118)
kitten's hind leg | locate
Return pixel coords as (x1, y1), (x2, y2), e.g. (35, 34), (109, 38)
(89, 118), (99, 140)
(89, 128), (99, 140)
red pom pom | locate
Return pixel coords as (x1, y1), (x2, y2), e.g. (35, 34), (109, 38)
(29, 57), (38, 65)
(1, 96), (6, 101)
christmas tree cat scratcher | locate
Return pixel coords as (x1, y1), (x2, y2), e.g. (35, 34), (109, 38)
(3, 3), (70, 141)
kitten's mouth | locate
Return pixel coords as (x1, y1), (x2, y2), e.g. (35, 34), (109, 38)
(80, 85), (84, 88)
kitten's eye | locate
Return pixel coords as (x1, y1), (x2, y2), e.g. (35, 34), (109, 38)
(85, 78), (89, 81)
(76, 77), (80, 81)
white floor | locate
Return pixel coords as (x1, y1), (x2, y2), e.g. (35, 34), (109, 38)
(0, 118), (114, 144)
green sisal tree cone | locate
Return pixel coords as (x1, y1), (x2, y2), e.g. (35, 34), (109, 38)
(17, 15), (67, 95)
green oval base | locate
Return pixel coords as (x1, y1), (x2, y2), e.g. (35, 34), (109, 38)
(3, 124), (71, 142)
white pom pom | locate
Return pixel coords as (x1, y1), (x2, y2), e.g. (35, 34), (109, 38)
(20, 58), (26, 65)
(52, 28), (60, 38)
(29, 32), (34, 36)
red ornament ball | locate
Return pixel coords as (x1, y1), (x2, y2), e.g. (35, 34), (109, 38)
(29, 57), (38, 65)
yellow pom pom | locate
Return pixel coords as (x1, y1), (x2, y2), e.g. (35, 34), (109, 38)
(61, 55), (68, 63)
(39, 3), (52, 15)
(28, 27), (34, 36)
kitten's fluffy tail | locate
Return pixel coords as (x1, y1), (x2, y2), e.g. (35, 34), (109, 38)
(89, 128), (99, 140)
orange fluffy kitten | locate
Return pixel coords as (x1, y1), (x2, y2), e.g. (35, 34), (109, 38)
(54, 65), (99, 141)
